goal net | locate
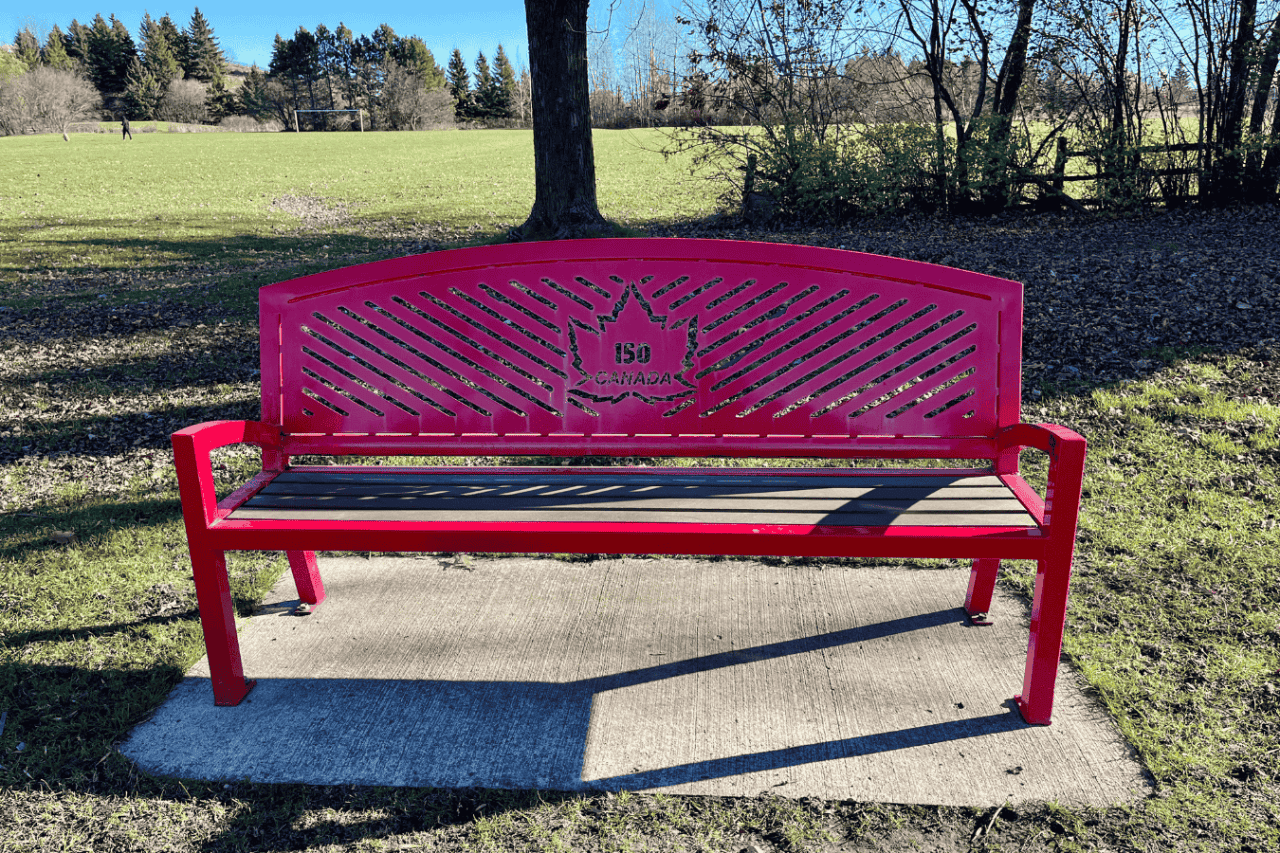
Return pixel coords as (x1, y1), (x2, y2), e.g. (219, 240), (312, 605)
(293, 109), (365, 132)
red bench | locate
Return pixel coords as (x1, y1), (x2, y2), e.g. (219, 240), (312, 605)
(173, 238), (1085, 724)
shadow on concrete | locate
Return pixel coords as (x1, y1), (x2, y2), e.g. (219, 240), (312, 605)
(124, 607), (1032, 793)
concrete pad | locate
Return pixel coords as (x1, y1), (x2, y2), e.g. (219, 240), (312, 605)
(122, 556), (1152, 806)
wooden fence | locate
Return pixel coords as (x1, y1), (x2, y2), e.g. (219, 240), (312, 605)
(1028, 137), (1280, 209)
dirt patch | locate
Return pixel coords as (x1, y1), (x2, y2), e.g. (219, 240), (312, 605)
(269, 194), (352, 228)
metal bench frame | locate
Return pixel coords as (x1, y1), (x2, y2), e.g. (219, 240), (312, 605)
(173, 238), (1085, 724)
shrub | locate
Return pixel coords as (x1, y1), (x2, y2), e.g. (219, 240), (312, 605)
(218, 114), (283, 132)
(731, 122), (950, 222)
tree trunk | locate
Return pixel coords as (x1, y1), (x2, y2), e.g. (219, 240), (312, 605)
(982, 0), (1036, 210)
(1244, 10), (1280, 202)
(515, 0), (613, 240)
(1208, 0), (1257, 204)
(992, 0), (1035, 120)
(1260, 82), (1280, 201)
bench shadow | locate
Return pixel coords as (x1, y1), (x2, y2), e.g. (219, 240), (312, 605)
(123, 607), (1029, 793)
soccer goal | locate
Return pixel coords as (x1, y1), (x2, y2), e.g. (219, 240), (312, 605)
(293, 109), (365, 132)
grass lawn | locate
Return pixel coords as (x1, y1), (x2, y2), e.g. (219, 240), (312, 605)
(1, 128), (1278, 852)
(0, 128), (717, 304)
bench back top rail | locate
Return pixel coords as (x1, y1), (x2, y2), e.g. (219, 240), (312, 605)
(260, 239), (1023, 458)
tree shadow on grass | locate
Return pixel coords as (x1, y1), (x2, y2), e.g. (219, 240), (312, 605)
(0, 218), (511, 308)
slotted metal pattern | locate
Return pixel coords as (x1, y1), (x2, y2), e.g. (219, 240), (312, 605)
(261, 240), (1021, 444)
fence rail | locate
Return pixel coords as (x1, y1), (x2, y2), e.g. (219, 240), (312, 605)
(1027, 137), (1280, 209)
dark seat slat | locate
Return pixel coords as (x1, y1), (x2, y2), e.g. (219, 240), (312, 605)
(230, 506), (1037, 527)
(253, 481), (1018, 501)
(278, 469), (1009, 489)
(235, 469), (1036, 526)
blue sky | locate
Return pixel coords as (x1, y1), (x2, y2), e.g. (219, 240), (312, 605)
(5, 1), (534, 72)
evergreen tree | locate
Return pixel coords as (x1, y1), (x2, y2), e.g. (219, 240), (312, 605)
(83, 14), (137, 101)
(182, 7), (226, 85)
(333, 23), (357, 110)
(64, 20), (91, 69)
(314, 24), (340, 110)
(43, 26), (75, 71)
(268, 32), (304, 116)
(369, 23), (398, 60)
(205, 78), (238, 120)
(109, 16), (139, 85)
(351, 24), (398, 127)
(122, 58), (165, 118)
(156, 15), (184, 74)
(13, 27), (41, 70)
(447, 48), (472, 117)
(238, 64), (275, 119)
(125, 11), (184, 117)
(491, 44), (517, 119)
(395, 36), (445, 90)
(474, 51), (495, 118)
(289, 27), (321, 110)
(139, 13), (183, 82)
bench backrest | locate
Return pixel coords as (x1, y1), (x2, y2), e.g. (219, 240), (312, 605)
(260, 239), (1023, 460)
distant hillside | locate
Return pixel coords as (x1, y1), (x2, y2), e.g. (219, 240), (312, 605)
(225, 60), (253, 89)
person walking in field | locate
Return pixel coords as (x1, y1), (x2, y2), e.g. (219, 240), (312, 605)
(122, 115), (132, 140)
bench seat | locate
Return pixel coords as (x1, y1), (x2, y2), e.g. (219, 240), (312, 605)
(230, 465), (1036, 525)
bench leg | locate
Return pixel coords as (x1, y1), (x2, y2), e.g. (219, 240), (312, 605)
(190, 549), (255, 706)
(964, 558), (1000, 623)
(287, 550), (326, 609)
(1017, 553), (1073, 725)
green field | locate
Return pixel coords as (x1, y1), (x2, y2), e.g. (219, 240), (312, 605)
(0, 129), (720, 299)
(1, 128), (1278, 852)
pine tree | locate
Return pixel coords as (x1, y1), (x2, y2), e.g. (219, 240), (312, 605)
(13, 27), (41, 70)
(491, 44), (517, 120)
(0, 49), (24, 81)
(349, 26), (397, 127)
(43, 26), (75, 71)
(315, 24), (339, 110)
(122, 58), (165, 119)
(238, 64), (275, 120)
(447, 48), (472, 117)
(289, 28), (321, 110)
(269, 32), (303, 116)
(82, 14), (137, 101)
(183, 7), (226, 86)
(126, 11), (183, 116)
(64, 20), (91, 69)
(139, 13), (183, 83)
(156, 15), (184, 74)
(395, 36), (445, 90)
(109, 16), (139, 88)
(333, 23), (357, 110)
(474, 51), (495, 119)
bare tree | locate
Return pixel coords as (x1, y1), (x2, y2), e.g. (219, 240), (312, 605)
(157, 77), (209, 124)
(888, 0), (1044, 210)
(381, 63), (455, 129)
(0, 66), (102, 138)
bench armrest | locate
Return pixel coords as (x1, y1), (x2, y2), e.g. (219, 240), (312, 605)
(172, 421), (280, 531)
(996, 422), (1087, 537)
